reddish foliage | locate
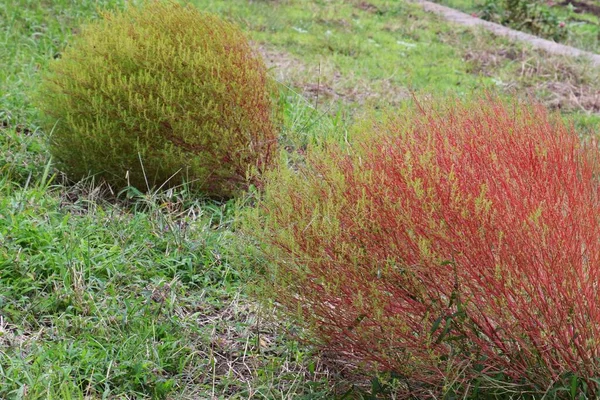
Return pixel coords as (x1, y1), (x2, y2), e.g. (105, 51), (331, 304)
(256, 96), (600, 396)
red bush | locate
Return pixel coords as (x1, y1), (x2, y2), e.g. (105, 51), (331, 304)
(253, 96), (600, 396)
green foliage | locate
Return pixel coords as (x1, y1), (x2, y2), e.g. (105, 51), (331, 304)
(36, 1), (277, 198)
(479, 0), (567, 41)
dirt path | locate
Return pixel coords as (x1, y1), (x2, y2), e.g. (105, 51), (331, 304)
(414, 0), (600, 67)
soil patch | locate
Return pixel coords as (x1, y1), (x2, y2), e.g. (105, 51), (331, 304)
(354, 1), (382, 14)
(560, 0), (600, 17)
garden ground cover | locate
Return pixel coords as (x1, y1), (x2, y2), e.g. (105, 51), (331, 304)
(1, 0), (600, 398)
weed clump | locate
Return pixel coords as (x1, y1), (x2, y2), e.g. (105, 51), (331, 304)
(251, 96), (600, 397)
(36, 1), (276, 197)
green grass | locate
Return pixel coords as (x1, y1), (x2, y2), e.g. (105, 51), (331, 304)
(2, 0), (600, 398)
(203, 0), (496, 99)
(195, 0), (600, 130)
(0, 169), (340, 398)
(435, 0), (600, 53)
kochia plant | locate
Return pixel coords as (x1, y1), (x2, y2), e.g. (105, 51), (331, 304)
(252, 96), (600, 397)
(36, 1), (277, 197)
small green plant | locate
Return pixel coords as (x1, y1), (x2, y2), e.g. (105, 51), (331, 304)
(36, 1), (277, 198)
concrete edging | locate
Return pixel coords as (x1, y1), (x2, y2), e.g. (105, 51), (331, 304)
(414, 0), (600, 67)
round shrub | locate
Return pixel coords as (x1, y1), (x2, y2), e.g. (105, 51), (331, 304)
(250, 96), (600, 397)
(36, 1), (276, 197)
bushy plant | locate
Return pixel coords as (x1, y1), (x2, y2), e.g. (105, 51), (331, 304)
(250, 96), (600, 397)
(36, 1), (277, 197)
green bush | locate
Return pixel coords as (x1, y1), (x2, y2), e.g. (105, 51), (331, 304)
(36, 1), (277, 198)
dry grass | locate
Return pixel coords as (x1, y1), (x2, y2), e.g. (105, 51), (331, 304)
(440, 26), (600, 113)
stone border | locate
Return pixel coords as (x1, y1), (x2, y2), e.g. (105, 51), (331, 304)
(414, 0), (600, 67)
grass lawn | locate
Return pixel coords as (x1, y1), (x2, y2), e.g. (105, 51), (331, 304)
(1, 0), (600, 398)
